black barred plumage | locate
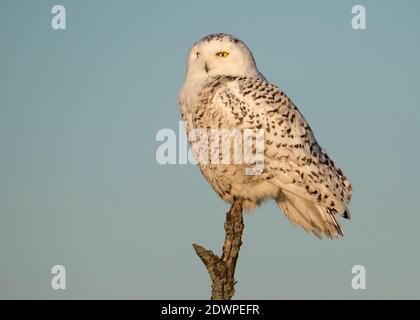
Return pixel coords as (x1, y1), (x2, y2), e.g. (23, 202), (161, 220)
(179, 34), (352, 239)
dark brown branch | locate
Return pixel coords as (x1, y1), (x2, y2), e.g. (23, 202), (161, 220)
(192, 199), (244, 300)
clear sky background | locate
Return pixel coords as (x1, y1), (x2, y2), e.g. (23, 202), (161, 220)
(1, 0), (419, 299)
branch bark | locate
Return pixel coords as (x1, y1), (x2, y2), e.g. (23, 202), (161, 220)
(192, 199), (244, 300)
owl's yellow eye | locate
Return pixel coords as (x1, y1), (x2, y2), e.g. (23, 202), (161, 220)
(216, 51), (229, 57)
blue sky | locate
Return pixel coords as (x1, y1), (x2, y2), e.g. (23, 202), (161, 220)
(0, 0), (419, 299)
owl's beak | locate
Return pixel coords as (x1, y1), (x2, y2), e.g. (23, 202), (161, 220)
(204, 62), (209, 73)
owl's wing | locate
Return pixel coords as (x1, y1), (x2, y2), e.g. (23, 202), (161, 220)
(207, 76), (352, 219)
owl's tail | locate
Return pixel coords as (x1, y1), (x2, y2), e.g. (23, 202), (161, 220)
(276, 189), (344, 239)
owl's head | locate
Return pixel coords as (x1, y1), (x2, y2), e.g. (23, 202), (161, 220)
(185, 33), (261, 79)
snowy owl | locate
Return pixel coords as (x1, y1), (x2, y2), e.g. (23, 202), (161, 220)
(179, 33), (352, 239)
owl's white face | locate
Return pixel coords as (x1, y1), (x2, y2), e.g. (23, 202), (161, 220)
(185, 34), (261, 79)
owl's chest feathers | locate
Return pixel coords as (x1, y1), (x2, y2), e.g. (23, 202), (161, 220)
(180, 77), (208, 114)
(181, 76), (238, 113)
